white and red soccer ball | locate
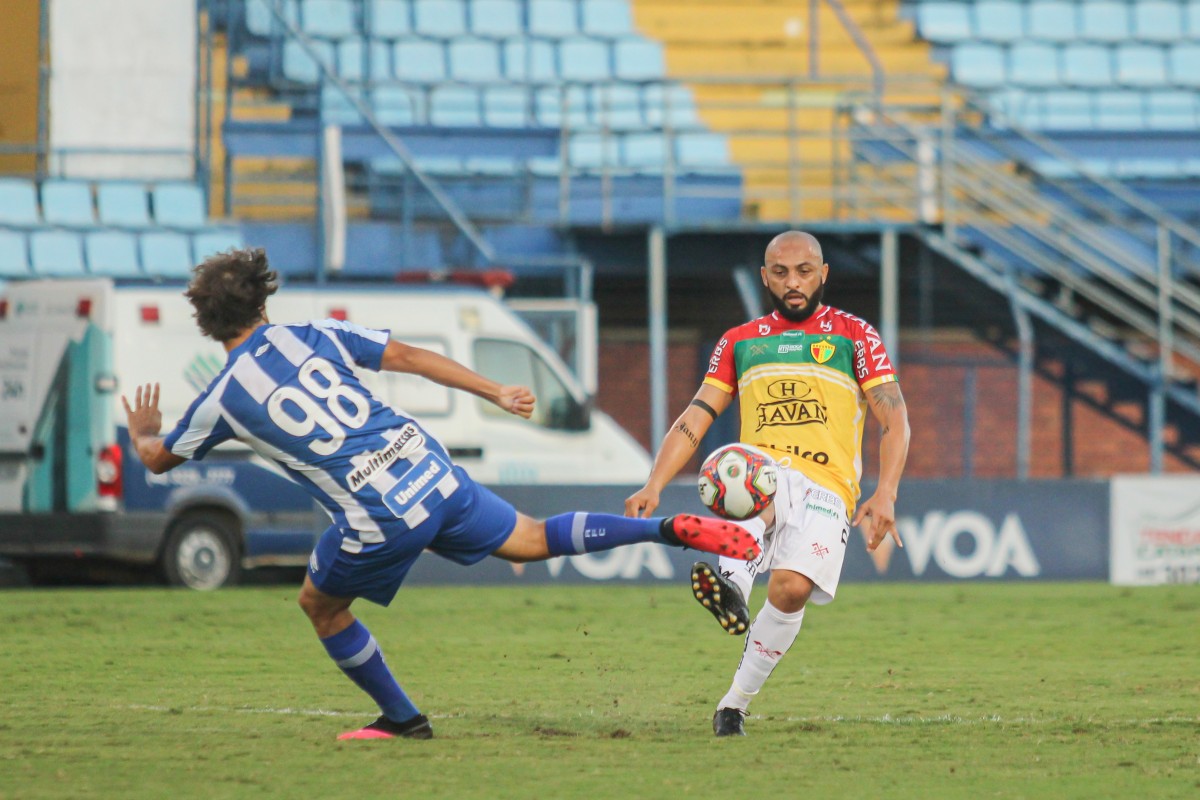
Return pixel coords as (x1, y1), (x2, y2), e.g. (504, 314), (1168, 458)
(697, 444), (778, 520)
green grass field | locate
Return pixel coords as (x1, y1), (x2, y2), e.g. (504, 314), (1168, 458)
(1, 581), (1197, 799)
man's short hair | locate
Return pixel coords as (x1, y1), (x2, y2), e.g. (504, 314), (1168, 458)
(185, 247), (279, 342)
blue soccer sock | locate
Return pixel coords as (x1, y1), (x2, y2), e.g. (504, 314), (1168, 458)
(545, 512), (669, 556)
(320, 620), (419, 723)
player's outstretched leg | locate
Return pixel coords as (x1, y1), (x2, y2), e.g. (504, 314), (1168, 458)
(663, 515), (761, 561)
(542, 513), (760, 561)
(691, 562), (750, 635)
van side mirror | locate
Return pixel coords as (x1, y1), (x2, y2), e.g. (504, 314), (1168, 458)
(547, 394), (591, 431)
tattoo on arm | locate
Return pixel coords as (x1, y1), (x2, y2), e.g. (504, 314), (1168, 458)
(868, 382), (905, 413)
(689, 398), (718, 420)
(674, 420), (699, 448)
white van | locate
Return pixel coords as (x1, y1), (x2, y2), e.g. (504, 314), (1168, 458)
(0, 279), (650, 588)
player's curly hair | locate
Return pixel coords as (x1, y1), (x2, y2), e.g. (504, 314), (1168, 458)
(185, 247), (279, 342)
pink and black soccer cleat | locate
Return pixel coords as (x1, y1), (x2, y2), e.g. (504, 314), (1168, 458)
(664, 514), (761, 561)
(338, 714), (433, 740)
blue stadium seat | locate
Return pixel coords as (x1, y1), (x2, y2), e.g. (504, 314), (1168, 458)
(372, 85), (423, 125)
(429, 86), (482, 126)
(1008, 43), (1060, 87)
(569, 133), (618, 169)
(613, 38), (664, 80)
(988, 88), (1033, 127)
(1189, 1), (1200, 38)
(951, 43), (1006, 88)
(1147, 90), (1198, 129)
(1079, 1), (1130, 41)
(592, 84), (643, 130)
(463, 156), (520, 175)
(413, 0), (466, 36)
(85, 231), (141, 277)
(0, 230), (30, 278)
(581, 0), (634, 36)
(1116, 44), (1167, 86)
(30, 230), (85, 276)
(97, 183), (151, 228)
(916, 3), (972, 42)
(503, 39), (558, 81)
(1095, 91), (1146, 129)
(140, 231), (194, 277)
(0, 178), (39, 226)
(471, 0), (523, 37)
(367, 0), (410, 37)
(1061, 44), (1113, 87)
(1169, 43), (1200, 87)
(482, 86), (531, 126)
(972, 1), (1025, 43)
(41, 180), (95, 226)
(643, 83), (701, 128)
(1134, 1), (1183, 42)
(337, 38), (392, 80)
(623, 132), (668, 169)
(193, 229), (245, 263)
(246, 0), (300, 37)
(301, 0), (356, 38)
(393, 38), (446, 81)
(449, 38), (502, 81)
(322, 85), (366, 124)
(529, 0), (578, 37)
(676, 132), (731, 169)
(1027, 1), (1077, 42)
(559, 37), (612, 81)
(1040, 90), (1093, 129)
(535, 85), (590, 126)
(282, 39), (336, 83)
(153, 183), (207, 230)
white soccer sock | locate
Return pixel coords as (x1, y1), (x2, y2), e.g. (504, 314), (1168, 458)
(717, 600), (805, 712)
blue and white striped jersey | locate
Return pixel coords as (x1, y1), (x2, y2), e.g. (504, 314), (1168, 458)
(163, 320), (460, 553)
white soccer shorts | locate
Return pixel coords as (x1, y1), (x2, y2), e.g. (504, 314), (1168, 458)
(720, 465), (850, 606)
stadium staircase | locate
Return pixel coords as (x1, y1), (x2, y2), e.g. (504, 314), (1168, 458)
(632, 0), (947, 220)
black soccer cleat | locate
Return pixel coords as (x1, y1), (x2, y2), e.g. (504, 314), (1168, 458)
(691, 562), (750, 636)
(338, 713), (434, 740)
(712, 707), (747, 737)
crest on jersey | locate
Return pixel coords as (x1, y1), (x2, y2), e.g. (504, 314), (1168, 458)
(810, 339), (835, 364)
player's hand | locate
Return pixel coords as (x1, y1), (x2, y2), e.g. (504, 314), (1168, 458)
(624, 485), (660, 518)
(121, 383), (164, 438)
(852, 492), (903, 552)
(496, 385), (535, 419)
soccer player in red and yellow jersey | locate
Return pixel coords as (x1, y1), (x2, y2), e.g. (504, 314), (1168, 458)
(626, 231), (910, 737)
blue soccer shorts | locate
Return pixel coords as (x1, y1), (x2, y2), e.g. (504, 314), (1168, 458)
(306, 466), (517, 606)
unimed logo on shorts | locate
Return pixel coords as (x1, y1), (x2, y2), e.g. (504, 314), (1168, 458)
(872, 510), (1041, 578)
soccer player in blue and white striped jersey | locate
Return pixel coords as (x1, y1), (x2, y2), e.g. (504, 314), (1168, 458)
(123, 248), (760, 740)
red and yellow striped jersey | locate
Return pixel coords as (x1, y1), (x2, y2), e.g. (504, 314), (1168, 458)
(703, 305), (898, 511)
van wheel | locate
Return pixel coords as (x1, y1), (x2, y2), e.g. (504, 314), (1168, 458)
(161, 512), (242, 590)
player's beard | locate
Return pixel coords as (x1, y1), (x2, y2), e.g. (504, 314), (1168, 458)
(769, 280), (826, 323)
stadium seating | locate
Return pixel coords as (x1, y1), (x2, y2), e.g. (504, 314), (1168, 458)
(0, 178), (244, 280)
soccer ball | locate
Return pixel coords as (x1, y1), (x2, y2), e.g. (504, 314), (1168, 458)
(697, 444), (778, 520)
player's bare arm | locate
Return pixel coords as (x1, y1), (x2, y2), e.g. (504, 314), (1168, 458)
(853, 381), (911, 551)
(381, 340), (535, 419)
(122, 383), (186, 475)
(625, 384), (732, 517)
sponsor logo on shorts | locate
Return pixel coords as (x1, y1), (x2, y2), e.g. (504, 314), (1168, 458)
(805, 487), (842, 507)
(806, 502), (840, 520)
(811, 542), (831, 559)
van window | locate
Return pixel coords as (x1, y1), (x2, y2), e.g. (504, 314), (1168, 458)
(474, 339), (586, 431)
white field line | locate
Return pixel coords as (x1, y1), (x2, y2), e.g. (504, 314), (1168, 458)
(124, 705), (1198, 727)
(125, 704), (461, 720)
